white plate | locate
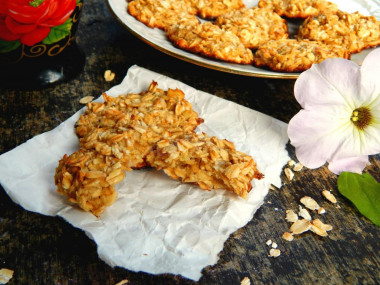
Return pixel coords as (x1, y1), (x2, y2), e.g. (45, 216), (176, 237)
(106, 0), (380, 79)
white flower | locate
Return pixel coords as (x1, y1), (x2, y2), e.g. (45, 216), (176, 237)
(288, 48), (380, 175)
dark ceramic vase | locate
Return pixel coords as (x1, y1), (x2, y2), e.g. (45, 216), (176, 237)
(0, 0), (85, 89)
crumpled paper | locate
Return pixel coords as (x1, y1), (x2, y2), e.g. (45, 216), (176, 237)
(0, 66), (290, 280)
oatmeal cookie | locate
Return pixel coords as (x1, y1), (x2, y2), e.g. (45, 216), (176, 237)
(57, 81), (203, 215)
(76, 81), (204, 169)
(214, 7), (288, 49)
(166, 21), (254, 64)
(127, 0), (199, 30)
(190, 0), (245, 19)
(297, 11), (380, 54)
(252, 39), (350, 72)
(55, 149), (128, 216)
(258, 0), (338, 18)
(146, 133), (264, 198)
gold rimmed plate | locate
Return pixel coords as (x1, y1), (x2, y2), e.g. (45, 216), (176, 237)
(106, 0), (380, 79)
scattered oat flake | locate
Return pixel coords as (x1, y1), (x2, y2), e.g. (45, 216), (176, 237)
(241, 276), (251, 285)
(282, 232), (294, 241)
(115, 279), (129, 285)
(285, 209), (298, 223)
(288, 159), (296, 167)
(269, 184), (276, 190)
(266, 239), (272, 246)
(318, 207), (326, 214)
(290, 219), (311, 235)
(312, 219), (333, 231)
(298, 206), (312, 221)
(293, 162), (303, 171)
(0, 268), (14, 284)
(272, 242), (278, 249)
(310, 224), (328, 237)
(79, 96), (94, 104)
(284, 167), (294, 181)
(322, 190), (337, 203)
(300, 196), (320, 211)
(104, 69), (116, 81)
(269, 248), (281, 258)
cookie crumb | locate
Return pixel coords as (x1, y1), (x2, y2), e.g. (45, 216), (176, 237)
(104, 70), (116, 81)
(269, 248), (281, 258)
(0, 268), (14, 284)
(79, 96), (94, 104)
(322, 190), (337, 204)
(284, 167), (294, 181)
(241, 276), (251, 285)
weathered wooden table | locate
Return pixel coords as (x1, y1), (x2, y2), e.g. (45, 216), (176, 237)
(1, 1), (379, 284)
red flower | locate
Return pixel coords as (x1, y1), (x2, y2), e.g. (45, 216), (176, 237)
(0, 0), (76, 46)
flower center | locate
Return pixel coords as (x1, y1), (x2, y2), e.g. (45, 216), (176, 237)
(29, 0), (45, 8)
(350, 107), (373, 130)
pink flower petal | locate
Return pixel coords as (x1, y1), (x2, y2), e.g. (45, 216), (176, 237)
(288, 109), (352, 169)
(360, 48), (380, 105)
(295, 58), (361, 110)
(327, 155), (369, 175)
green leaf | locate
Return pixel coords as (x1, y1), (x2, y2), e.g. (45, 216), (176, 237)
(337, 172), (380, 226)
(0, 39), (21, 53)
(42, 18), (73, 45)
(29, 0), (45, 7)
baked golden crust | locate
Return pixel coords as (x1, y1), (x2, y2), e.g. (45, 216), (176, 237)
(258, 0), (338, 18)
(55, 149), (126, 217)
(297, 11), (380, 54)
(252, 39), (350, 72)
(190, 0), (245, 19)
(127, 0), (199, 30)
(76, 81), (203, 168)
(56, 81), (203, 215)
(146, 133), (263, 199)
(214, 7), (288, 49)
(166, 21), (254, 64)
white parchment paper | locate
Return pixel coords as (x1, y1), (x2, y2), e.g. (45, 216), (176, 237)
(0, 66), (290, 280)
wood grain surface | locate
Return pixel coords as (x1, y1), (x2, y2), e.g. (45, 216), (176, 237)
(0, 1), (379, 284)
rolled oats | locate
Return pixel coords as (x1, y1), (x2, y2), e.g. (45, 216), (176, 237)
(300, 196), (320, 211)
(289, 219), (311, 235)
(166, 21), (254, 64)
(241, 276), (251, 285)
(322, 190), (337, 204)
(284, 167), (294, 181)
(0, 268), (13, 284)
(297, 11), (380, 54)
(282, 232), (294, 241)
(146, 132), (263, 198)
(253, 39), (350, 72)
(269, 248), (281, 258)
(258, 0), (338, 18)
(79, 96), (94, 104)
(127, 0), (199, 30)
(214, 7), (288, 49)
(285, 209), (298, 223)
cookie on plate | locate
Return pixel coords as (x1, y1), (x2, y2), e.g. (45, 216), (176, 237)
(297, 11), (380, 54)
(258, 0), (338, 18)
(214, 7), (288, 49)
(190, 0), (245, 19)
(127, 0), (199, 30)
(146, 132), (264, 199)
(166, 21), (254, 64)
(252, 39), (350, 72)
